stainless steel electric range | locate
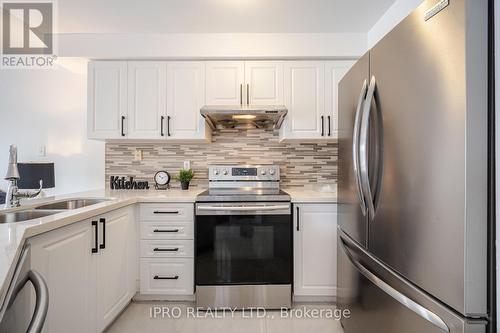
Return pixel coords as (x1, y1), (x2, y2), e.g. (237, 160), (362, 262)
(195, 165), (292, 309)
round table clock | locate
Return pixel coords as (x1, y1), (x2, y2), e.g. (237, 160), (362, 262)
(154, 171), (171, 190)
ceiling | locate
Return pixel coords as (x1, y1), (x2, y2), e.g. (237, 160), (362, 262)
(56, 0), (397, 34)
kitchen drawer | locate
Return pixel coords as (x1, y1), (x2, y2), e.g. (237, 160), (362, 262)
(140, 221), (193, 240)
(140, 240), (194, 258)
(140, 203), (194, 222)
(140, 258), (194, 295)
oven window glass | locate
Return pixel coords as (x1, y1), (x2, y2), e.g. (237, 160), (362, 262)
(196, 214), (292, 285)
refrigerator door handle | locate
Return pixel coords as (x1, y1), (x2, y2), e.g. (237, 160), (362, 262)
(359, 76), (380, 220)
(352, 79), (368, 216)
(339, 232), (450, 333)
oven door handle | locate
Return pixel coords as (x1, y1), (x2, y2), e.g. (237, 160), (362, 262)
(197, 205), (290, 211)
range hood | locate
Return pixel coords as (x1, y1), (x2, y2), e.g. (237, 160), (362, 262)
(200, 105), (287, 130)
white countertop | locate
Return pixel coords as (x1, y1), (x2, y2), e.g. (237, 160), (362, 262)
(283, 185), (337, 203)
(0, 186), (336, 308)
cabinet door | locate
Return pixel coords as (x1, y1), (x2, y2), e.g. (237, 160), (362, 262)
(244, 61), (284, 105)
(29, 220), (96, 333)
(325, 61), (355, 139)
(166, 62), (209, 140)
(281, 61), (325, 140)
(128, 62), (167, 139)
(205, 61), (244, 105)
(87, 61), (127, 139)
(294, 204), (337, 296)
(96, 207), (133, 331)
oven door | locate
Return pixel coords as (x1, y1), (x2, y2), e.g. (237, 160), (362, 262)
(195, 202), (292, 286)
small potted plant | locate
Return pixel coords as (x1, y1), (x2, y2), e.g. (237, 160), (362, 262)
(177, 168), (194, 190)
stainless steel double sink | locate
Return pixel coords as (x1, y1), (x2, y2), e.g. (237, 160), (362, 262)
(0, 199), (110, 224)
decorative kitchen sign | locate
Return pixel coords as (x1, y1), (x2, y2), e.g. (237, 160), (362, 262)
(110, 176), (149, 190)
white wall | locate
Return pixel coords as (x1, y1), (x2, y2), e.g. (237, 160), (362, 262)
(0, 58), (104, 195)
(367, 0), (424, 48)
(57, 33), (367, 59)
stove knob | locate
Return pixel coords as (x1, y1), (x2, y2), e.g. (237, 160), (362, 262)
(260, 169), (266, 175)
(269, 169), (276, 175)
(223, 169), (228, 176)
(213, 169), (219, 175)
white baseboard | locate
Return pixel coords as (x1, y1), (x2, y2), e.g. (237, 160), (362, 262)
(133, 293), (196, 302)
(293, 295), (337, 303)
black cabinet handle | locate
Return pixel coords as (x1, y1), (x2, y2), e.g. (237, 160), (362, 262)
(321, 116), (325, 136)
(121, 116), (126, 137)
(99, 218), (106, 249)
(160, 116), (165, 137)
(328, 116), (331, 136)
(167, 116), (171, 137)
(91, 220), (98, 253)
(153, 229), (179, 233)
(153, 247), (179, 252)
(296, 206), (300, 231)
(154, 275), (179, 280)
(153, 210), (179, 214)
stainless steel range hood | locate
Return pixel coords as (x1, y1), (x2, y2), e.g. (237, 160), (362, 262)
(200, 105), (287, 130)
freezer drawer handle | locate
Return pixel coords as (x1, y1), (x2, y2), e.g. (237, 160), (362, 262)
(153, 229), (180, 233)
(154, 275), (179, 280)
(339, 233), (449, 332)
(153, 247), (179, 252)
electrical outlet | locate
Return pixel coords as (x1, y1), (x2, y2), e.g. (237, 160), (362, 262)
(184, 160), (191, 169)
(38, 146), (46, 157)
(134, 149), (143, 161)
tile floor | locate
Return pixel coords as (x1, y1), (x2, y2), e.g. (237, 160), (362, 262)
(105, 302), (344, 333)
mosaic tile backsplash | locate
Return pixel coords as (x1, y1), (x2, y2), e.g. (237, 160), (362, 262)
(105, 129), (338, 189)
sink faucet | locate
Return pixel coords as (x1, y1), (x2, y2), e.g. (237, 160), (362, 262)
(4, 145), (43, 208)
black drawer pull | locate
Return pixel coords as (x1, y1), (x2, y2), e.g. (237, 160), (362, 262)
(153, 210), (179, 214)
(153, 247), (179, 252)
(154, 275), (179, 280)
(153, 229), (180, 233)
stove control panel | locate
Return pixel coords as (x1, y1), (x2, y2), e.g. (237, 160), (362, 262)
(209, 165), (280, 181)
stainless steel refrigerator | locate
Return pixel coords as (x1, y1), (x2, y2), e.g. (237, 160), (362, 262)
(337, 0), (495, 332)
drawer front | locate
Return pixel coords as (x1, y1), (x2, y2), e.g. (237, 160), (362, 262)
(140, 203), (194, 222)
(140, 222), (193, 239)
(140, 258), (194, 295)
(140, 240), (194, 258)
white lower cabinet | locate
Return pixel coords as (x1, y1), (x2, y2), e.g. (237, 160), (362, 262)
(139, 203), (195, 297)
(28, 206), (136, 333)
(293, 203), (337, 297)
(95, 207), (135, 331)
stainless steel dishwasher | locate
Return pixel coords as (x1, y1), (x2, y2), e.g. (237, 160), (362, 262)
(0, 244), (49, 333)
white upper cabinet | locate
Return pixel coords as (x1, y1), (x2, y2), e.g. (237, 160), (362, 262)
(205, 61), (245, 105)
(128, 62), (167, 139)
(281, 61), (325, 141)
(166, 62), (210, 140)
(280, 60), (354, 142)
(325, 61), (355, 138)
(244, 61), (284, 105)
(87, 59), (353, 142)
(87, 61), (127, 139)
